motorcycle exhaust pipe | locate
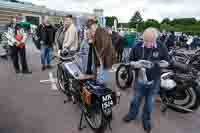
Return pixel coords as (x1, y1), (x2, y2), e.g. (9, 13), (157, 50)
(166, 103), (194, 113)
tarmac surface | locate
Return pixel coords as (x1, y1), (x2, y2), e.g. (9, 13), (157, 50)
(0, 38), (200, 133)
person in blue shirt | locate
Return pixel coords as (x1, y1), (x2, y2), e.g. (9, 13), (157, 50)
(123, 28), (170, 133)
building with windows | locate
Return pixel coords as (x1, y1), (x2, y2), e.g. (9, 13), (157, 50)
(0, 0), (92, 32)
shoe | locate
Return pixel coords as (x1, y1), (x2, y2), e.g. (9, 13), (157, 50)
(42, 66), (46, 71)
(142, 120), (152, 133)
(15, 70), (20, 74)
(22, 71), (32, 74)
(122, 114), (135, 123)
(46, 65), (53, 69)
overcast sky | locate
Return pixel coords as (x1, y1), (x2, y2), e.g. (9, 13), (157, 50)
(21, 0), (200, 22)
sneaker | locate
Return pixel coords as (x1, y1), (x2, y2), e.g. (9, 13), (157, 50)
(22, 71), (32, 74)
(46, 65), (53, 69)
(42, 66), (46, 71)
(122, 114), (136, 123)
(15, 70), (20, 74)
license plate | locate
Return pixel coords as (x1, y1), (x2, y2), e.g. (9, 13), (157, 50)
(101, 94), (113, 109)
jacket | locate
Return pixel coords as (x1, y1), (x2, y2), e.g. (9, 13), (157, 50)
(6, 23), (16, 46)
(94, 28), (116, 69)
(63, 24), (78, 51)
(6, 24), (27, 47)
(36, 24), (55, 47)
(130, 41), (170, 82)
(54, 26), (65, 50)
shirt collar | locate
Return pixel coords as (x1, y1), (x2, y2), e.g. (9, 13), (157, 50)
(142, 42), (157, 48)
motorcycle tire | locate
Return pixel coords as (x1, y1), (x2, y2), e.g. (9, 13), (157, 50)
(85, 109), (106, 132)
(116, 64), (133, 90)
(188, 54), (200, 71)
(170, 86), (200, 113)
(56, 66), (69, 94)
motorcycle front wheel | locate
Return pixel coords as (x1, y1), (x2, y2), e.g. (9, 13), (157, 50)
(56, 66), (69, 94)
(116, 64), (134, 90)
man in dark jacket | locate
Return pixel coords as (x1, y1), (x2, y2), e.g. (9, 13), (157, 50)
(36, 16), (55, 71)
(123, 28), (170, 133)
(165, 32), (176, 50)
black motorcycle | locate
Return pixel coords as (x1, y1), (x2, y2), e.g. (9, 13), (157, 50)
(115, 60), (200, 113)
(169, 47), (200, 71)
(55, 50), (119, 132)
(160, 62), (200, 113)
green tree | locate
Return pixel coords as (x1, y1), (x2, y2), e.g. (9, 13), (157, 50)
(105, 16), (118, 27)
(161, 18), (170, 24)
(170, 18), (197, 26)
(136, 22), (145, 32)
(129, 11), (143, 28)
(143, 19), (160, 29)
(160, 23), (174, 31)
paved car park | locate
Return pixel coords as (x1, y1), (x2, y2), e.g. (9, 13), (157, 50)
(0, 39), (200, 133)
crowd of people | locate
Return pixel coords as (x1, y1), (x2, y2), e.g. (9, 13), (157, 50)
(160, 31), (200, 50)
(4, 14), (181, 133)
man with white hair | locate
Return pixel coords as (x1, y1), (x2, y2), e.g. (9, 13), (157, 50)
(123, 27), (170, 133)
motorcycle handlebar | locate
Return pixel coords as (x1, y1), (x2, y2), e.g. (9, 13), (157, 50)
(129, 60), (169, 69)
(53, 52), (82, 61)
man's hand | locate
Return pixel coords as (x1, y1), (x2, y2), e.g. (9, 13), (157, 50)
(159, 60), (169, 68)
(130, 61), (143, 68)
(16, 41), (21, 46)
(88, 39), (93, 44)
(58, 50), (61, 56)
(40, 40), (44, 45)
(138, 60), (153, 69)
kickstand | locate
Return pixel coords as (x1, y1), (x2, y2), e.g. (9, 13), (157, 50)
(78, 111), (86, 130)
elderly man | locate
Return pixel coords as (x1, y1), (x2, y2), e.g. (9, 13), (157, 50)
(123, 28), (170, 133)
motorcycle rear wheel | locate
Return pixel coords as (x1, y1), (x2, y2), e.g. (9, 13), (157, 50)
(85, 109), (105, 131)
(170, 86), (200, 113)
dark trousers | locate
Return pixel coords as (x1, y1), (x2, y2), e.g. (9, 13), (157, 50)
(11, 46), (29, 72)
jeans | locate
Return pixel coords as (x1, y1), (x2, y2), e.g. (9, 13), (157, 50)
(41, 45), (53, 66)
(127, 80), (160, 125)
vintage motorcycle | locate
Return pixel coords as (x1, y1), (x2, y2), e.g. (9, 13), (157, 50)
(55, 49), (119, 132)
(115, 60), (200, 113)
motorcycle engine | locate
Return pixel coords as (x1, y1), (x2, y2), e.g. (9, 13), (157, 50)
(161, 72), (177, 91)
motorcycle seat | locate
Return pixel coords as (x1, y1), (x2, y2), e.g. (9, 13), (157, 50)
(85, 80), (112, 97)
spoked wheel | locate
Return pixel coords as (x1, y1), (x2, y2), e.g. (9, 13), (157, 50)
(170, 86), (200, 113)
(116, 64), (133, 90)
(85, 109), (104, 130)
(57, 67), (68, 93)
